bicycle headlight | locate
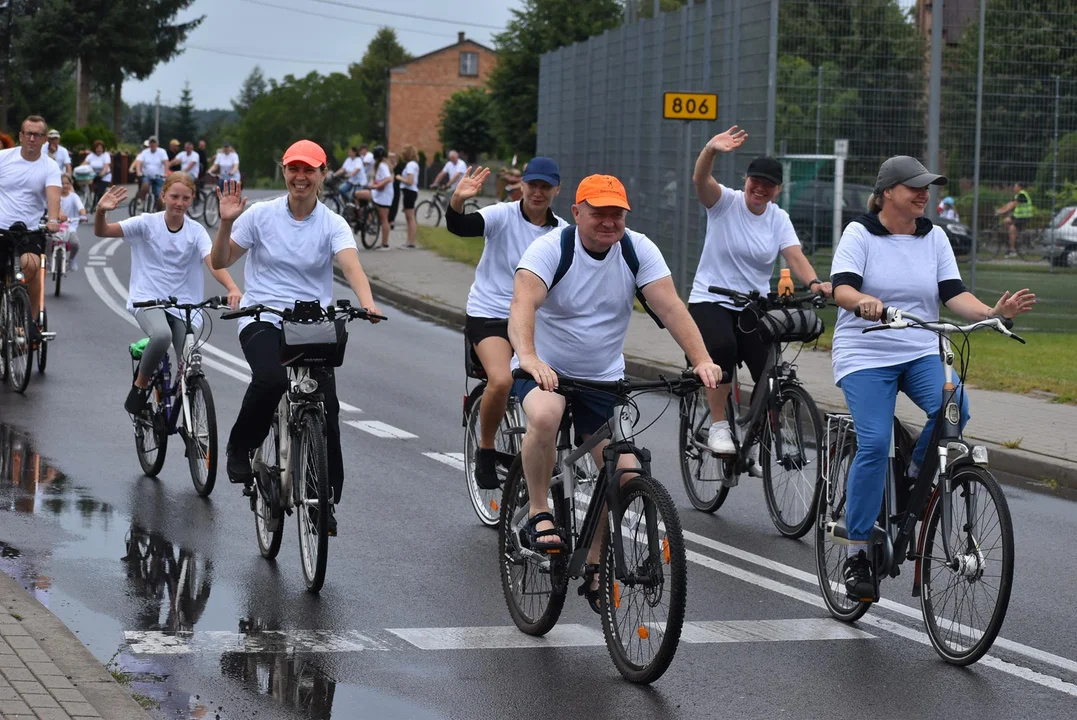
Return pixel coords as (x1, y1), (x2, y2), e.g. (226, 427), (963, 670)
(971, 445), (989, 465)
(298, 378), (319, 394)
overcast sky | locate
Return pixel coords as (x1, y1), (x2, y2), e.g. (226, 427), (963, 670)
(125, 0), (521, 109)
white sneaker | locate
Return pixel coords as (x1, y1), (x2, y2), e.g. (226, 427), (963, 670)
(707, 421), (736, 455)
(746, 443), (764, 477)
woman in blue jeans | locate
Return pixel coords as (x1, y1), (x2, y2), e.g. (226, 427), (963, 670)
(830, 156), (1035, 600)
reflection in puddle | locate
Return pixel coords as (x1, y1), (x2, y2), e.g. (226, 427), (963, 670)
(123, 524), (214, 633)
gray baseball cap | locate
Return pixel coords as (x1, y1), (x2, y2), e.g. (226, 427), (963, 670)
(874, 156), (947, 193)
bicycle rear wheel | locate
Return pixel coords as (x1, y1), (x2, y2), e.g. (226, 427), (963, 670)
(814, 436), (871, 622)
(920, 465), (1013, 666)
(134, 381), (168, 477)
(761, 384), (823, 538)
(254, 414), (284, 560)
(6, 286), (33, 393)
(35, 309), (47, 374)
(600, 475), (687, 684)
(53, 247), (64, 297)
(359, 208), (379, 249)
(678, 390), (729, 513)
(498, 456), (567, 636)
(464, 388), (522, 527)
(295, 410), (331, 593)
(414, 200), (441, 228)
(185, 376), (218, 497)
(203, 193), (220, 227)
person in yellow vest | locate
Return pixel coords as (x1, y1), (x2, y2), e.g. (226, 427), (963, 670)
(995, 181), (1034, 258)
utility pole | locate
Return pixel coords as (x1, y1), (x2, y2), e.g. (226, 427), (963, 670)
(154, 90), (160, 139)
(926, 0), (944, 220)
(74, 58), (81, 129)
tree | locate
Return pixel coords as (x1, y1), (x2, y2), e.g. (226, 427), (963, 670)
(487, 0), (623, 156)
(352, 28), (410, 142)
(232, 65), (267, 118)
(175, 82), (197, 142)
(439, 88), (496, 163)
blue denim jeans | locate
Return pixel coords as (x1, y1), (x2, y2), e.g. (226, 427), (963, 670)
(838, 355), (970, 541)
(143, 176), (164, 200)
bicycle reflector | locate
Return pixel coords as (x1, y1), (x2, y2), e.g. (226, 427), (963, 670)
(298, 377), (319, 394)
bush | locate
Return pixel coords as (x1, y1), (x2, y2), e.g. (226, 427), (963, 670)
(79, 124), (116, 149)
(60, 128), (88, 151)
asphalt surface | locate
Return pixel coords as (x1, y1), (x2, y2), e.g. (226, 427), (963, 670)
(1, 195), (1076, 719)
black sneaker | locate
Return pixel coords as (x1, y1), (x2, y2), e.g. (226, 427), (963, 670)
(124, 384), (150, 415)
(843, 549), (875, 601)
(475, 448), (500, 490)
(226, 444), (254, 484)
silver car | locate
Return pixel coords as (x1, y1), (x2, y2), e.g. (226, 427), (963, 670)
(1041, 206), (1077, 267)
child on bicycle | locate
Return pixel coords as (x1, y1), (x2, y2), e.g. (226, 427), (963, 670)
(92, 174), (243, 416)
(55, 174), (85, 269)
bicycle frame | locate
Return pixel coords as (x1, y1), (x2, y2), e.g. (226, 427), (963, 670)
(255, 365), (323, 511)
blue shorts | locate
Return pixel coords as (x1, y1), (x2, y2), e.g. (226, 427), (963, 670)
(143, 176), (164, 198)
(513, 378), (618, 438)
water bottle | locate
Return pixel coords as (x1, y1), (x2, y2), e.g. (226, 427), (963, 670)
(778, 268), (794, 298)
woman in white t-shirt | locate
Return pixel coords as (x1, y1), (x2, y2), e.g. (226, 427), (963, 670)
(92, 174), (243, 416)
(367, 146), (394, 250)
(830, 155), (1035, 600)
(55, 174), (85, 268)
(396, 145), (420, 248)
(210, 139), (381, 535)
(208, 142), (240, 189)
(86, 139), (111, 209)
(689, 127), (831, 459)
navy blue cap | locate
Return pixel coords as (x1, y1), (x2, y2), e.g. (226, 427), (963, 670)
(522, 157), (560, 186)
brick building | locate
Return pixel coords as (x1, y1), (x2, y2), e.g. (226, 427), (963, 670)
(387, 32), (497, 166)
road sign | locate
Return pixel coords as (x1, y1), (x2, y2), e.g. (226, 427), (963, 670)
(663, 92), (718, 121)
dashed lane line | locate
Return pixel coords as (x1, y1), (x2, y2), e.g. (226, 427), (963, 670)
(345, 420), (418, 440)
(423, 452), (465, 470)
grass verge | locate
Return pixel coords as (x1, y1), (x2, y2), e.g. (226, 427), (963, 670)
(416, 225), (484, 266)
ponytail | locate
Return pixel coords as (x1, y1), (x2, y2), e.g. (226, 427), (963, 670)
(867, 193), (884, 213)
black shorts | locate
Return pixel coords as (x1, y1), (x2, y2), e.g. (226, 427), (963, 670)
(374, 202), (391, 210)
(1012, 216), (1029, 231)
(513, 379), (617, 438)
(465, 314), (510, 346)
(688, 302), (770, 383)
(402, 189), (418, 210)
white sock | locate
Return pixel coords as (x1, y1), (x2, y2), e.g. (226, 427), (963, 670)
(907, 461), (920, 479)
(846, 543), (867, 559)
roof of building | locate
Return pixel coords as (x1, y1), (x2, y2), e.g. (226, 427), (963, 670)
(390, 34), (496, 72)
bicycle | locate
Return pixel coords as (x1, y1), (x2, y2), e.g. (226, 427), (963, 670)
(678, 285), (826, 537)
(187, 174), (220, 228)
(128, 177), (162, 217)
(49, 223), (75, 298)
(982, 217), (1042, 261)
(414, 185), (479, 228)
(815, 306), (1021, 666)
(128, 295), (227, 497)
(499, 369), (706, 683)
(321, 175), (381, 250)
(0, 224), (55, 391)
(73, 165), (97, 212)
(220, 299), (386, 593)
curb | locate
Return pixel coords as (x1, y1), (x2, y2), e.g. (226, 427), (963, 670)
(346, 267), (1077, 492)
(0, 571), (151, 719)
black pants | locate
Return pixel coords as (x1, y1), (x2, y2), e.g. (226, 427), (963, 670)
(92, 177), (109, 209)
(229, 322), (345, 503)
(688, 302), (770, 384)
(388, 178), (402, 223)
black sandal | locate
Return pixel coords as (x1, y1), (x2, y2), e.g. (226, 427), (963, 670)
(524, 512), (566, 553)
(578, 563), (601, 614)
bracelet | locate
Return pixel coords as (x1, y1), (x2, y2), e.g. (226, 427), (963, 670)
(808, 278), (822, 288)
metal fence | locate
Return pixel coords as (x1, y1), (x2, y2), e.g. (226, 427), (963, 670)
(536, 0), (777, 296)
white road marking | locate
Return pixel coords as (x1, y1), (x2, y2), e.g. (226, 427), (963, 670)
(124, 630), (392, 655)
(105, 238), (123, 256)
(679, 618), (874, 644)
(345, 420), (417, 439)
(423, 452), (466, 470)
(388, 624), (606, 650)
(89, 237), (113, 256)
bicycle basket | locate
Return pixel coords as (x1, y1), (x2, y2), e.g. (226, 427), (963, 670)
(760, 307), (824, 343)
(464, 335), (486, 379)
(73, 165), (95, 182)
(280, 319), (348, 367)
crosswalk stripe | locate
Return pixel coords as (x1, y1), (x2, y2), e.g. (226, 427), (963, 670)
(344, 420), (417, 439)
(124, 630), (393, 655)
(423, 452), (466, 470)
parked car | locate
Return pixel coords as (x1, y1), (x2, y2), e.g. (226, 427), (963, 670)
(784, 181), (874, 250)
(936, 216), (973, 259)
(1041, 205), (1077, 267)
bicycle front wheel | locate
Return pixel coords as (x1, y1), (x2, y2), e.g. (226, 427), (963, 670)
(814, 436), (871, 622)
(6, 286), (33, 393)
(35, 309), (47, 374)
(295, 410), (331, 593)
(254, 414), (284, 560)
(53, 247), (64, 297)
(415, 200), (441, 228)
(134, 383), (168, 476)
(203, 193), (220, 227)
(678, 390), (729, 513)
(761, 384), (823, 538)
(601, 475), (687, 684)
(920, 465), (1014, 666)
(185, 376), (218, 497)
(359, 209), (379, 249)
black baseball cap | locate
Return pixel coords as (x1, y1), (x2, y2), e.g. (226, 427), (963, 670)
(746, 156), (783, 185)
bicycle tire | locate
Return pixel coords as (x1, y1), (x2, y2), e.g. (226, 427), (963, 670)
(415, 200), (441, 228)
(464, 387), (521, 527)
(254, 414), (284, 560)
(359, 208), (379, 250)
(186, 192), (203, 220)
(761, 384), (823, 538)
(919, 465), (1013, 666)
(295, 410), (331, 593)
(677, 390), (729, 513)
(463, 199), (480, 214)
(6, 285), (33, 393)
(1016, 232), (1041, 262)
(498, 455), (567, 636)
(203, 193), (220, 227)
(53, 247), (64, 297)
(324, 195), (342, 215)
(814, 436), (871, 623)
(35, 309), (47, 374)
(185, 376), (218, 497)
(0, 292), (8, 382)
(600, 475), (687, 684)
(134, 381), (168, 477)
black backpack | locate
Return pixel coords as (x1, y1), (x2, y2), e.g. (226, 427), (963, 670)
(548, 225), (664, 328)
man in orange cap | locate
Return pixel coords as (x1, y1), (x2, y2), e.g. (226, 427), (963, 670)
(507, 173), (721, 604)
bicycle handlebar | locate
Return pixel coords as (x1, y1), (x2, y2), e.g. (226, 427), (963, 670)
(132, 296), (228, 310)
(511, 368), (725, 397)
(708, 285), (826, 310)
(854, 306), (1025, 344)
(220, 302), (387, 323)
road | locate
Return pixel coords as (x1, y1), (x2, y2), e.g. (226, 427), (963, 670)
(1, 196), (1076, 719)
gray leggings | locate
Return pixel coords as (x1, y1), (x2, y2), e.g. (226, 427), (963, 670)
(134, 308), (187, 380)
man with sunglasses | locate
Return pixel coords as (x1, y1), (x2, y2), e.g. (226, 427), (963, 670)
(0, 115), (62, 334)
(687, 126), (832, 459)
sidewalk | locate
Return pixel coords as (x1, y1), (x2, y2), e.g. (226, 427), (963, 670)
(0, 572), (149, 720)
(348, 227), (1077, 488)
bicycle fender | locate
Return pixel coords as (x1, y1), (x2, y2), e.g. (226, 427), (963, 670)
(463, 384), (485, 428)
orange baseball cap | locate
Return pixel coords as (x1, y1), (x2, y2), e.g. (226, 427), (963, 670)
(282, 139), (327, 168)
(575, 174), (631, 211)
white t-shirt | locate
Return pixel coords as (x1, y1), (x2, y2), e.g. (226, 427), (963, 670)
(0, 147), (62, 229)
(230, 196), (357, 333)
(515, 227), (670, 381)
(175, 150), (200, 178)
(342, 156), (365, 183)
(442, 159), (468, 188)
(215, 151), (240, 180)
(940, 207), (959, 222)
(371, 162), (394, 206)
(830, 221), (961, 384)
(467, 201), (567, 319)
(59, 193), (85, 229)
(689, 185), (801, 305)
(360, 151), (375, 178)
(137, 148), (170, 179)
(47, 145), (71, 171)
(119, 212), (212, 325)
(87, 150), (111, 182)
(402, 161), (420, 192)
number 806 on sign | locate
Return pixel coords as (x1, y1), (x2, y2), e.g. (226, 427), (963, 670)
(663, 92), (718, 121)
